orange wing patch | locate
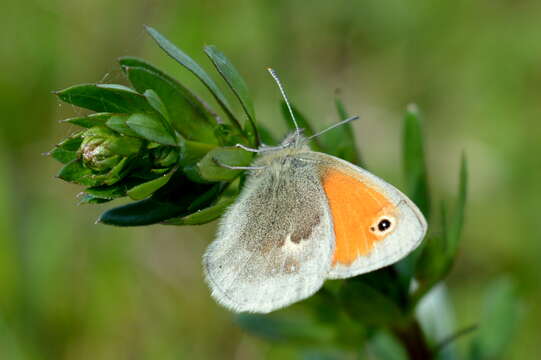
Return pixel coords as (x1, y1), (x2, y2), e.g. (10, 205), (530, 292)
(322, 168), (396, 266)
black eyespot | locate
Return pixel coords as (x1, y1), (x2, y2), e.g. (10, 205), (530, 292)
(378, 219), (391, 232)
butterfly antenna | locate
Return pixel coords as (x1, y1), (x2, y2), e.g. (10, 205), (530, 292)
(267, 68), (300, 133)
(306, 116), (359, 141)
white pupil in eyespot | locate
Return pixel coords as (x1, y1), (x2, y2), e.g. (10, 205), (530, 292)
(378, 219), (392, 232)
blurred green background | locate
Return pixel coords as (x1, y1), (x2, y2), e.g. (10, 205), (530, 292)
(1, 0), (539, 358)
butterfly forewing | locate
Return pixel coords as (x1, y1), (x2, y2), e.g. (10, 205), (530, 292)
(203, 156), (334, 313)
(306, 153), (427, 279)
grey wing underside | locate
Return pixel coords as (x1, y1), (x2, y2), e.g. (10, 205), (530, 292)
(203, 166), (334, 313)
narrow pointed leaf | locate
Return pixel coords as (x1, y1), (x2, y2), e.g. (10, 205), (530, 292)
(55, 84), (154, 113)
(61, 113), (112, 128)
(403, 104), (430, 217)
(144, 26), (241, 130)
(97, 198), (187, 226)
(105, 114), (140, 137)
(205, 45), (258, 145)
(164, 180), (239, 225)
(84, 182), (134, 200)
(165, 195), (235, 225)
(78, 194), (112, 205)
(144, 89), (170, 121)
(395, 104), (431, 283)
(98, 173), (216, 226)
(57, 160), (96, 186)
(126, 113), (177, 146)
(120, 58), (219, 142)
(50, 147), (77, 164)
(318, 98), (362, 166)
(126, 169), (175, 200)
(49, 136), (82, 164)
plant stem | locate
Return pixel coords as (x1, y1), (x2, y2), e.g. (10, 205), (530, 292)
(392, 318), (433, 360)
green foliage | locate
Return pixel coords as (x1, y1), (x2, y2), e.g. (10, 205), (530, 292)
(46, 26), (520, 360)
(402, 104), (430, 218)
(55, 84), (155, 113)
(320, 98), (362, 166)
(51, 28), (258, 224)
(119, 56), (218, 142)
(204, 45), (259, 146)
(145, 26), (242, 133)
(469, 277), (519, 360)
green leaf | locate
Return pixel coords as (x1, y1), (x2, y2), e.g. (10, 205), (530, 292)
(119, 58), (219, 142)
(191, 147), (253, 182)
(105, 114), (140, 137)
(396, 104), (431, 282)
(412, 233), (448, 300)
(318, 98), (362, 166)
(236, 312), (334, 345)
(257, 124), (278, 145)
(144, 26), (242, 131)
(416, 156), (467, 292)
(279, 102), (322, 151)
(61, 112), (112, 128)
(412, 155), (468, 304)
(469, 277), (518, 360)
(126, 113), (177, 146)
(78, 193), (113, 204)
(144, 89), (170, 121)
(142, 89), (177, 138)
(97, 173), (216, 226)
(165, 193), (234, 225)
(178, 140), (217, 167)
(55, 83), (154, 113)
(205, 45), (258, 146)
(164, 179), (239, 225)
(49, 136), (82, 164)
(85, 184), (127, 200)
(97, 197), (186, 226)
(402, 104), (430, 217)
(57, 159), (96, 186)
(339, 275), (405, 326)
(214, 123), (247, 147)
(186, 182), (225, 212)
(126, 169), (175, 200)
(369, 330), (408, 360)
(446, 153), (467, 256)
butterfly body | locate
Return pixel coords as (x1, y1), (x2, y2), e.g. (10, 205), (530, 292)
(203, 133), (427, 313)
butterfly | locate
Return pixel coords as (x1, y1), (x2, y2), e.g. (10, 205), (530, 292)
(203, 69), (427, 313)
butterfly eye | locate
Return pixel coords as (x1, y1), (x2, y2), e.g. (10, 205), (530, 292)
(369, 216), (396, 236)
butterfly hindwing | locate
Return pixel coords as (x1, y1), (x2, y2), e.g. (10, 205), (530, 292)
(203, 156), (334, 313)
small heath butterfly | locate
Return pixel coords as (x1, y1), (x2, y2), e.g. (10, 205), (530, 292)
(203, 69), (427, 313)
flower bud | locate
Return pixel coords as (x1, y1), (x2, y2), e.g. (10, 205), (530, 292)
(78, 126), (143, 184)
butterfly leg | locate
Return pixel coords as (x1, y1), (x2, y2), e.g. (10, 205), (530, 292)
(212, 157), (265, 170)
(235, 143), (287, 153)
(234, 144), (261, 152)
